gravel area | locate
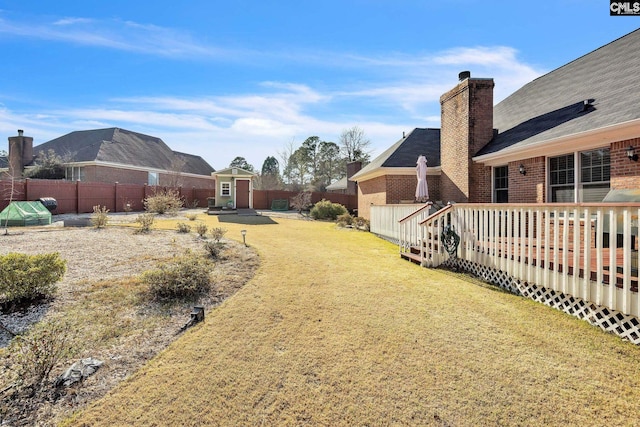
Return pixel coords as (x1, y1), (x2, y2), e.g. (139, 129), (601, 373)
(0, 222), (205, 345)
(0, 212), (259, 426)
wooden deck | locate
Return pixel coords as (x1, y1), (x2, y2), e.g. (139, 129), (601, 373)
(402, 240), (639, 292)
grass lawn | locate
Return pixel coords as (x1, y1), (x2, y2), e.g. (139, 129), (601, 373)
(64, 214), (640, 426)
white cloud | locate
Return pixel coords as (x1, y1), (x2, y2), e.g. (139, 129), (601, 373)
(0, 13), (545, 170)
(0, 16), (228, 59)
(53, 17), (93, 26)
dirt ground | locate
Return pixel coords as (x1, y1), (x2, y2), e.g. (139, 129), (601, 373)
(0, 210), (259, 426)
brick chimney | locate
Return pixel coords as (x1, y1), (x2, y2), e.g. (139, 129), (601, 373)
(7, 129), (34, 179)
(439, 72), (494, 203)
(346, 161), (362, 195)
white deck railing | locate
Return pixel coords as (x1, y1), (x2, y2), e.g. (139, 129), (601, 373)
(370, 204), (427, 243)
(411, 203), (640, 318)
(398, 202), (434, 257)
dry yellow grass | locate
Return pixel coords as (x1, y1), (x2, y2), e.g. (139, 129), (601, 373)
(64, 214), (640, 426)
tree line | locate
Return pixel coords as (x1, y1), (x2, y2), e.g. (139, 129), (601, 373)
(228, 126), (372, 192)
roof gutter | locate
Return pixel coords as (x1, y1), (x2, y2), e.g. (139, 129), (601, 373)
(350, 166), (441, 182)
(473, 118), (640, 166)
(65, 160), (215, 179)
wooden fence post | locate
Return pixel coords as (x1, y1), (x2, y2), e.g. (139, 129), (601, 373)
(114, 182), (119, 213)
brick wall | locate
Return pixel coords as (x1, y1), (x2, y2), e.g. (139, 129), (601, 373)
(81, 165), (215, 189)
(508, 156), (546, 203)
(440, 76), (494, 203)
(160, 173), (216, 190)
(470, 163), (492, 203)
(85, 165), (148, 184)
(357, 174), (442, 219)
(611, 138), (640, 189)
(346, 161), (362, 195)
(358, 175), (387, 220)
(386, 175), (417, 204)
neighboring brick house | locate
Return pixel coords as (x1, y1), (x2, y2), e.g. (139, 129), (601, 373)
(2, 127), (216, 189)
(352, 29), (640, 219)
(326, 161), (363, 195)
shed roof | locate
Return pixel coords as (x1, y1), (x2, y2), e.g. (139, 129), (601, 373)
(213, 167), (256, 177)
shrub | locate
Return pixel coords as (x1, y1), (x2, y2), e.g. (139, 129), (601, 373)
(9, 318), (76, 387)
(143, 189), (183, 215)
(135, 213), (155, 233)
(91, 205), (109, 228)
(186, 213), (198, 221)
(353, 216), (370, 231)
(291, 191), (312, 213)
(0, 252), (66, 305)
(190, 199), (200, 208)
(176, 222), (191, 233)
(210, 227), (227, 243)
(122, 199), (134, 213)
(336, 213), (353, 227)
(195, 223), (208, 238)
(141, 252), (212, 300)
(204, 241), (223, 259)
(310, 199), (347, 221)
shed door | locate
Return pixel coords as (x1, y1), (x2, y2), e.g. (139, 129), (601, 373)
(236, 180), (250, 208)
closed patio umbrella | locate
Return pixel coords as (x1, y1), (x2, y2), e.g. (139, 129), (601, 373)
(415, 155), (429, 203)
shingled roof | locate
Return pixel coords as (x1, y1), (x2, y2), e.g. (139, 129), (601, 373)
(478, 28), (640, 156)
(351, 128), (440, 181)
(33, 128), (214, 175)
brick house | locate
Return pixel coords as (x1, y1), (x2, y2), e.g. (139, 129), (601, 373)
(352, 29), (640, 219)
(325, 161), (363, 195)
(2, 127), (216, 189)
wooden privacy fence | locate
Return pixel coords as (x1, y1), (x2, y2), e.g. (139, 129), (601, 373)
(253, 190), (357, 212)
(1, 179), (358, 214)
(0, 179), (214, 214)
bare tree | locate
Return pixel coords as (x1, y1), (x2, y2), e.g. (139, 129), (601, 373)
(278, 138), (297, 188)
(166, 156), (186, 188)
(290, 191), (312, 214)
(1, 160), (23, 235)
(339, 126), (371, 164)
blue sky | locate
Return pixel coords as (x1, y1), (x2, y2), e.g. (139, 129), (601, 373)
(0, 1), (637, 171)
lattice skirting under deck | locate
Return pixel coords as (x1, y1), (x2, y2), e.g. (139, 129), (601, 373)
(442, 258), (640, 345)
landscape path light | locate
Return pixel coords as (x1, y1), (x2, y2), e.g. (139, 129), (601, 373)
(241, 229), (247, 246)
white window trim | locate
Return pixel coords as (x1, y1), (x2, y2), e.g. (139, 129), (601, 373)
(492, 165), (509, 203)
(547, 147), (610, 203)
(221, 182), (231, 196)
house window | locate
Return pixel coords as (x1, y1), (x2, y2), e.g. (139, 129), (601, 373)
(148, 172), (159, 186)
(221, 182), (231, 196)
(549, 154), (574, 202)
(580, 149), (610, 202)
(65, 166), (84, 181)
(549, 148), (610, 202)
(493, 166), (508, 203)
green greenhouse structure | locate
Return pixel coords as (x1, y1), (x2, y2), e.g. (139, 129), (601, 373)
(0, 201), (52, 227)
